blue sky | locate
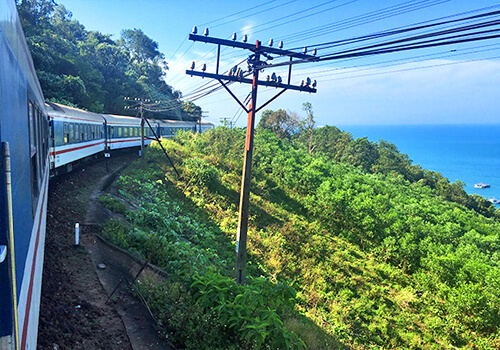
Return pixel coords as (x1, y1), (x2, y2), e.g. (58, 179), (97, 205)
(57, 0), (500, 126)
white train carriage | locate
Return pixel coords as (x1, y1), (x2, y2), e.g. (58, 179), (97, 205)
(200, 122), (215, 133)
(104, 114), (144, 150)
(47, 102), (106, 172)
(155, 119), (197, 138)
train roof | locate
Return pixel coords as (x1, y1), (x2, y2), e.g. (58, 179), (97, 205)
(46, 102), (105, 123)
(103, 113), (143, 126)
(153, 119), (196, 128)
(201, 122), (215, 127)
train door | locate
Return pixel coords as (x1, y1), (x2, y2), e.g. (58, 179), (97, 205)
(104, 120), (109, 151)
(48, 116), (56, 170)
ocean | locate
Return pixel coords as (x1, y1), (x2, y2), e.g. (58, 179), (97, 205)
(338, 124), (500, 205)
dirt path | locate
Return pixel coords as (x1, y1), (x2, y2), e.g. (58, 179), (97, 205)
(37, 153), (171, 350)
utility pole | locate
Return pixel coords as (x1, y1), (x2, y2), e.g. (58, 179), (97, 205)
(220, 116), (232, 128)
(140, 105), (145, 157)
(124, 97), (182, 178)
(187, 30), (317, 284)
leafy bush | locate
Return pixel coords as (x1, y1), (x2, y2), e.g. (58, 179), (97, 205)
(98, 194), (128, 215)
(106, 127), (500, 349)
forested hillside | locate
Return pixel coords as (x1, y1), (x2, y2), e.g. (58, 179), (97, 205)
(17, 0), (201, 121)
(18, 0), (500, 347)
(99, 124), (500, 349)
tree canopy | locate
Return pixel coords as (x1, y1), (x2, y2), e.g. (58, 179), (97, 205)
(257, 109), (300, 139)
(17, 0), (200, 121)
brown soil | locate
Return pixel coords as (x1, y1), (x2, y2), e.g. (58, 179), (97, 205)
(37, 152), (172, 350)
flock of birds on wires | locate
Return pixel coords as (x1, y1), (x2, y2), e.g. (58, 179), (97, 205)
(135, 0), (500, 127)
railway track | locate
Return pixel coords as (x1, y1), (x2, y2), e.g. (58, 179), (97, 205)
(37, 152), (161, 350)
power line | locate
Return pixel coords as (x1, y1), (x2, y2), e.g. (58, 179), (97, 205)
(318, 53), (500, 81)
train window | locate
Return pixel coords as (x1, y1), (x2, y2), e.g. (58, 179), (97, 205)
(101, 125), (104, 138)
(49, 120), (53, 141)
(118, 127), (122, 137)
(135, 128), (138, 137)
(41, 114), (48, 167)
(37, 108), (46, 179)
(69, 123), (74, 143)
(129, 127), (133, 137)
(124, 127), (128, 137)
(64, 123), (69, 144)
(28, 103), (39, 201)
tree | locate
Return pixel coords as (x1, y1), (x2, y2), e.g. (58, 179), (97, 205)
(302, 102), (315, 155)
(341, 137), (379, 172)
(17, 1), (200, 119)
(257, 109), (299, 139)
(182, 101), (202, 122)
(119, 28), (163, 63)
(17, 0), (56, 35)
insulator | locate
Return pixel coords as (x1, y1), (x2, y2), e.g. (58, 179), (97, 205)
(232, 65), (238, 74)
(277, 76), (282, 84)
(243, 34), (247, 43)
(190, 61), (195, 70)
(235, 67), (242, 77)
(306, 77), (311, 86)
(202, 63), (206, 71)
(232, 32), (237, 41)
(192, 26), (198, 34)
(204, 28), (209, 36)
(239, 70), (244, 79)
(278, 40), (283, 49)
(268, 38), (273, 47)
(312, 48), (317, 56)
(303, 47), (307, 54)
(271, 72), (277, 81)
(312, 80), (317, 88)
(228, 69), (233, 76)
(266, 75), (270, 81)
(300, 80), (304, 87)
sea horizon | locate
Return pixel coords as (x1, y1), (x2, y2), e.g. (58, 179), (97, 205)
(337, 123), (500, 205)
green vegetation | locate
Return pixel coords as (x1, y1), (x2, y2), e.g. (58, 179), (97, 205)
(100, 120), (500, 349)
(97, 194), (128, 215)
(17, 0), (200, 120)
(18, 0), (499, 346)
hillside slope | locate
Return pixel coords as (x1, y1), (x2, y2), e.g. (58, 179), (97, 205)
(104, 127), (500, 349)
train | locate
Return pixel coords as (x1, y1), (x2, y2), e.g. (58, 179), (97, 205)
(0, 1), (213, 349)
(46, 102), (209, 174)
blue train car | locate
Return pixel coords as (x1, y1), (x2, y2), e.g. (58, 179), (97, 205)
(0, 1), (49, 349)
